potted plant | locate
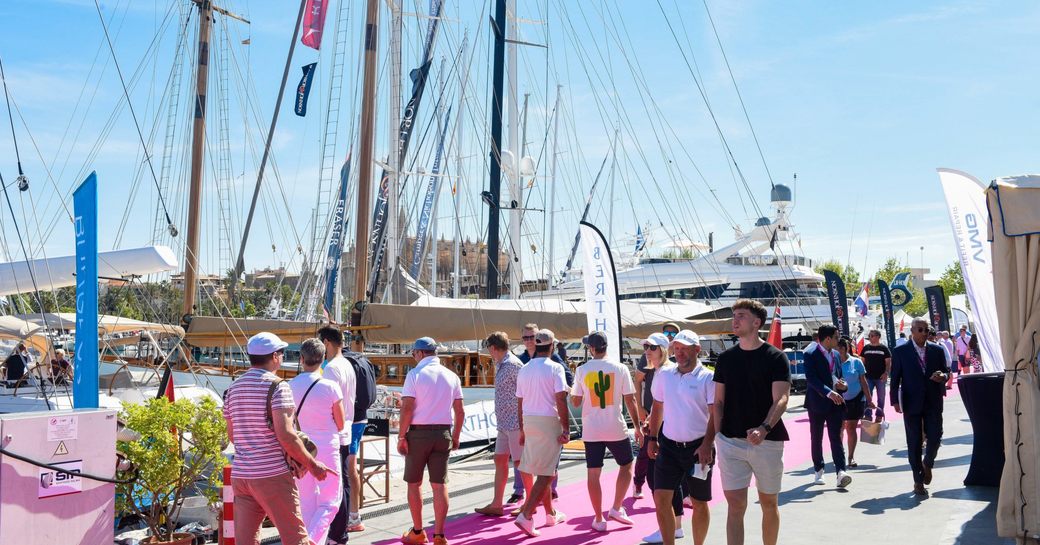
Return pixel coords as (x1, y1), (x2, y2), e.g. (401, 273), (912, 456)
(116, 396), (227, 545)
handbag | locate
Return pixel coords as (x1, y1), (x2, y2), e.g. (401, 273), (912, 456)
(266, 378), (320, 478)
(859, 418), (889, 445)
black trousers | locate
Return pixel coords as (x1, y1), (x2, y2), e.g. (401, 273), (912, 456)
(634, 437), (651, 487)
(808, 408), (846, 473)
(904, 409), (943, 484)
(327, 445), (353, 543)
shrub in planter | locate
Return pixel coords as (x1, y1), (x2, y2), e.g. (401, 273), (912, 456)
(116, 396), (227, 544)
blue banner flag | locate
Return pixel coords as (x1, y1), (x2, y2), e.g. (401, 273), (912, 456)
(823, 269), (850, 337)
(73, 172), (99, 409)
(295, 62), (318, 116)
(410, 106), (452, 279)
(878, 279), (897, 348)
(925, 285), (950, 333)
(323, 151), (353, 317)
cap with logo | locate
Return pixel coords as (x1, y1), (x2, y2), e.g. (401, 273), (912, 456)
(247, 332), (289, 356)
(671, 330), (701, 347)
(582, 331), (609, 350)
(534, 329), (556, 346)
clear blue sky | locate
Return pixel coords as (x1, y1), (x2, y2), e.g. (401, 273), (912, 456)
(1, 0), (1038, 285)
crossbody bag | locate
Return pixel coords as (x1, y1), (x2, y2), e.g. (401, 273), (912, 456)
(266, 377), (320, 478)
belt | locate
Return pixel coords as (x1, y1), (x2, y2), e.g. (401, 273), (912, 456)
(660, 433), (702, 449)
(410, 424), (450, 430)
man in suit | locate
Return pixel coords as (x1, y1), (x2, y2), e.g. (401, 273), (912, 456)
(891, 318), (951, 495)
(803, 325), (851, 488)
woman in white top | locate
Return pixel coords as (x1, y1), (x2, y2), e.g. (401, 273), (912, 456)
(289, 338), (346, 545)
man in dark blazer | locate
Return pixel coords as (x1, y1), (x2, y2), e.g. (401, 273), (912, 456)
(891, 319), (951, 495)
(804, 325), (852, 488)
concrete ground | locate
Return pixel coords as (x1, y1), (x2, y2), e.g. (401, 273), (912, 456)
(263, 389), (1011, 545)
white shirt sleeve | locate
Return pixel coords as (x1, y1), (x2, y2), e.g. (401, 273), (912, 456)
(704, 370), (716, 405)
(453, 376), (464, 400)
(553, 365), (568, 393)
(619, 366), (636, 395)
(570, 367), (584, 397)
(651, 370), (665, 403)
(402, 370), (417, 398)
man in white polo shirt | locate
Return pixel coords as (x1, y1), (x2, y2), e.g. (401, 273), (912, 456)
(319, 325), (357, 545)
(647, 330), (715, 545)
(570, 331), (643, 533)
(398, 337), (465, 545)
(513, 329), (570, 537)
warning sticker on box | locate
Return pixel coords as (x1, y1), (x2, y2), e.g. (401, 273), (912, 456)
(47, 416), (78, 441)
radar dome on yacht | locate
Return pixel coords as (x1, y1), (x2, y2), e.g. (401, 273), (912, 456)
(755, 216), (771, 226)
(770, 184), (793, 203)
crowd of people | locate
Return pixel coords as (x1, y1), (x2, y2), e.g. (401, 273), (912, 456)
(220, 300), (979, 545)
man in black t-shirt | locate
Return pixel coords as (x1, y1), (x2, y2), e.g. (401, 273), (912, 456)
(712, 299), (790, 545)
(859, 330), (891, 423)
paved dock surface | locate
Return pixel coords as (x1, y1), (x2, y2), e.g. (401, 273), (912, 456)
(262, 387), (1010, 545)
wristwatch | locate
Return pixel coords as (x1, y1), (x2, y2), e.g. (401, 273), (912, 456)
(760, 422), (773, 433)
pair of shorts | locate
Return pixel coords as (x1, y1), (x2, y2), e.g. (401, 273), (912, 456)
(715, 433), (784, 495)
(519, 416), (564, 477)
(403, 427), (451, 484)
(844, 395), (866, 422)
(348, 422), (368, 456)
(584, 438), (634, 469)
(655, 434), (712, 502)
(495, 428), (523, 460)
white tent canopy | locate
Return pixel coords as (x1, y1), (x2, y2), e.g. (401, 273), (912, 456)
(0, 245), (178, 296)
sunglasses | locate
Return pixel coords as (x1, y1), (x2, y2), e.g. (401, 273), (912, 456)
(643, 344), (661, 351)
(521, 335), (535, 341)
(663, 331), (677, 338)
(913, 328), (926, 333)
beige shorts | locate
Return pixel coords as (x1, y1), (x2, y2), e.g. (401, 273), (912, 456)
(495, 428), (523, 461)
(519, 416), (564, 477)
(715, 434), (785, 494)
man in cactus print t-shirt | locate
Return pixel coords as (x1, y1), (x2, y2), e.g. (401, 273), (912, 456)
(570, 331), (642, 532)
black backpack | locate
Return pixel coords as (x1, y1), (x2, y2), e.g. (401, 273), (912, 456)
(346, 354), (377, 421)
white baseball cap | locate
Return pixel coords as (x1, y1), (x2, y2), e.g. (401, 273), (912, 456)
(671, 330), (701, 346)
(247, 332), (289, 355)
(642, 332), (671, 349)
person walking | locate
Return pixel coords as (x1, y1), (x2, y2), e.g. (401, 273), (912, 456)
(965, 335), (983, 373)
(803, 325), (851, 488)
(954, 325), (972, 370)
(475, 331), (525, 517)
(320, 326), (357, 545)
(513, 329), (569, 537)
(513, 322), (571, 503)
(713, 299), (791, 545)
(633, 333), (674, 499)
(222, 332), (330, 545)
(836, 337), (873, 468)
(570, 331), (642, 532)
(891, 319), (950, 496)
(940, 331), (957, 388)
(646, 330), (715, 545)
(859, 330), (891, 423)
(398, 337), (465, 545)
(289, 339), (346, 545)
(342, 352), (378, 534)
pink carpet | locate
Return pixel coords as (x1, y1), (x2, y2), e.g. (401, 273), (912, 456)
(377, 385), (958, 545)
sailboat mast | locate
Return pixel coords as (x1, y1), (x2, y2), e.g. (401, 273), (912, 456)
(547, 84), (561, 287)
(386, 0), (402, 304)
(608, 124), (618, 243)
(452, 32), (469, 299)
(351, 0), (380, 347)
(506, 0), (521, 298)
(182, 0), (214, 322)
(486, 0), (506, 299)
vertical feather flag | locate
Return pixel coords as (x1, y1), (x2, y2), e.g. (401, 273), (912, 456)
(294, 62), (317, 116)
(301, 0), (329, 50)
(766, 303), (783, 349)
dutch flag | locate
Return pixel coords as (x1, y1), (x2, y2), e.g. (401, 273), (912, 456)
(854, 283), (870, 316)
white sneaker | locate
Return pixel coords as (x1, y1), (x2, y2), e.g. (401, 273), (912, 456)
(545, 510), (566, 527)
(837, 470), (852, 488)
(633, 486), (644, 499)
(514, 512), (540, 537)
(607, 507), (634, 525)
(642, 528), (683, 544)
(813, 469), (826, 485)
(591, 519), (607, 532)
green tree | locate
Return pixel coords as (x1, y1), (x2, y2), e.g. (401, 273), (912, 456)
(938, 262), (966, 297)
(814, 259), (860, 289)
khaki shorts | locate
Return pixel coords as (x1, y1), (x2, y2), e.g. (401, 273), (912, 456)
(495, 428), (523, 460)
(403, 427), (452, 484)
(715, 434), (785, 494)
(519, 416), (564, 477)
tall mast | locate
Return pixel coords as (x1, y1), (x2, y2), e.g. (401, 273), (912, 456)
(486, 0), (506, 299)
(385, 0), (402, 304)
(506, 0), (521, 298)
(547, 84), (561, 287)
(608, 123), (618, 243)
(452, 32), (469, 299)
(351, 0), (380, 349)
(182, 0), (215, 322)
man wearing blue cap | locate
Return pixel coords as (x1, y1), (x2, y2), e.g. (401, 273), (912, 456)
(398, 337), (465, 545)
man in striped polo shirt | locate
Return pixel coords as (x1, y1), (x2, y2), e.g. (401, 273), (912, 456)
(223, 332), (331, 545)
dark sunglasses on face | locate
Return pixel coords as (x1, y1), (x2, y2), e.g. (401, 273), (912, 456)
(913, 327), (926, 333)
(521, 335), (535, 341)
(643, 344), (661, 351)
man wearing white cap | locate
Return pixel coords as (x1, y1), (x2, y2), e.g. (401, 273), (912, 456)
(646, 330), (716, 545)
(398, 337), (464, 545)
(223, 332), (330, 545)
(570, 331), (642, 532)
(514, 329), (569, 537)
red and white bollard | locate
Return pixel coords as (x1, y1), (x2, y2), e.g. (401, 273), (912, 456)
(222, 465), (235, 545)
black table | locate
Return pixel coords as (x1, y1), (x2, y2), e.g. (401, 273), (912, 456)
(957, 372), (1005, 486)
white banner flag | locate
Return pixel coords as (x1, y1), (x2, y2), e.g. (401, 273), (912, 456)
(937, 168), (1004, 371)
(579, 221), (622, 362)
